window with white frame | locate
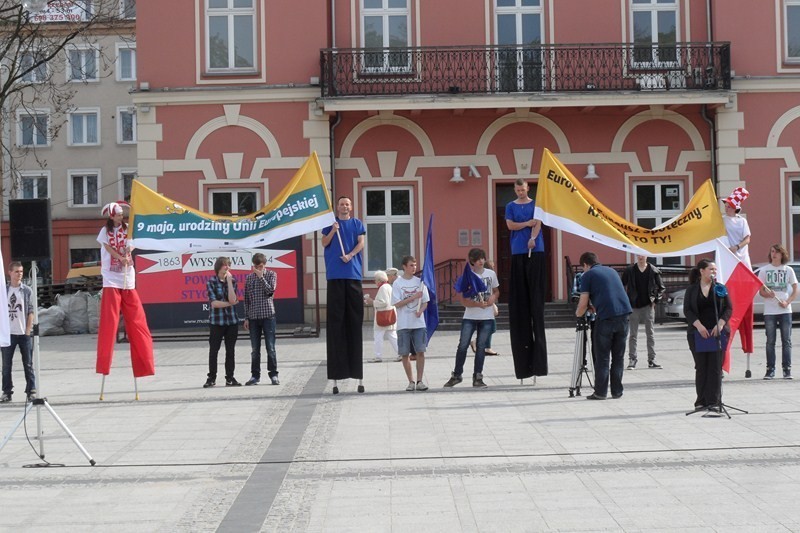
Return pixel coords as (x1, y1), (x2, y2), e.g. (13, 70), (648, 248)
(634, 181), (683, 265)
(20, 50), (48, 83)
(117, 106), (136, 143)
(119, 169), (137, 202)
(206, 0), (256, 71)
(361, 0), (410, 71)
(631, 0), (678, 64)
(363, 187), (413, 275)
(116, 44), (136, 81)
(209, 188), (258, 216)
(120, 0), (136, 18)
(70, 170), (100, 206)
(785, 0), (800, 61)
(69, 108), (100, 146)
(66, 46), (98, 81)
(18, 171), (50, 199)
(495, 0), (543, 92)
(17, 110), (49, 147)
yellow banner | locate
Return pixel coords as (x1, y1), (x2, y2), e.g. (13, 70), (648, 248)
(130, 153), (335, 251)
(534, 149), (726, 256)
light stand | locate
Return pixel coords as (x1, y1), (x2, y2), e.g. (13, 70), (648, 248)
(685, 280), (748, 419)
(569, 316), (593, 397)
(0, 261), (95, 465)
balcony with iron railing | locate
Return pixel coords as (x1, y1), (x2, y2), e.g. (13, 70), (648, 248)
(320, 42), (731, 98)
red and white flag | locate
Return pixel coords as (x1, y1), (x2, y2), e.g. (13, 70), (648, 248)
(715, 239), (762, 372)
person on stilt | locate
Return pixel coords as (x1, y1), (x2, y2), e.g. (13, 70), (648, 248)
(96, 201), (155, 389)
(504, 178), (548, 381)
(722, 187), (754, 356)
(321, 196), (366, 394)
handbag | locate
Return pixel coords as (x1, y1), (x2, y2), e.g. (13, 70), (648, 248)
(376, 308), (397, 327)
(693, 329), (729, 352)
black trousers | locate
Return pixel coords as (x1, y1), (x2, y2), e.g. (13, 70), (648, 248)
(327, 279), (364, 380)
(508, 252), (548, 378)
(688, 333), (722, 407)
(208, 324), (238, 381)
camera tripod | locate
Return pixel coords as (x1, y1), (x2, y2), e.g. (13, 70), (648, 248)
(569, 316), (594, 397)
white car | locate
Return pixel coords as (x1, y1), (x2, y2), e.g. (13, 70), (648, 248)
(664, 262), (800, 322)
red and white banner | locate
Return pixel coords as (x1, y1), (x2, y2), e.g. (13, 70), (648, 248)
(715, 239), (762, 372)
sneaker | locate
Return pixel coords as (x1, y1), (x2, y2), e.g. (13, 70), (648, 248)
(784, 368), (793, 380)
(406, 381), (416, 391)
(27, 390), (37, 402)
(473, 373), (487, 388)
(270, 376), (280, 385)
(395, 355), (403, 362)
(416, 381), (428, 391)
(226, 378), (242, 387)
(612, 393), (623, 399)
(245, 377), (259, 386)
(203, 379), (216, 388)
(443, 374), (463, 388)
(648, 361), (662, 369)
(0, 393), (10, 403)
(586, 393), (607, 400)
(370, 357), (383, 363)
(627, 360), (636, 370)
(764, 369), (775, 380)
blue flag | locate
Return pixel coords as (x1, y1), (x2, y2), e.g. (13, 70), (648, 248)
(454, 262), (488, 300)
(422, 214), (439, 340)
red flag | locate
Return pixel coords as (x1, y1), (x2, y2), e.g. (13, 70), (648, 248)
(715, 239), (762, 372)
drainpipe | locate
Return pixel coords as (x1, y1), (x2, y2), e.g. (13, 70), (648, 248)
(701, 104), (718, 194)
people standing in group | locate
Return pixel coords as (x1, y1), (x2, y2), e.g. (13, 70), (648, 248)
(622, 255), (666, 370)
(444, 248), (499, 389)
(204, 256), (241, 388)
(95, 201), (154, 380)
(758, 244), (796, 380)
(1, 262), (35, 403)
(321, 196), (366, 394)
(722, 187), (754, 355)
(364, 268), (398, 363)
(504, 178), (548, 380)
(683, 259), (732, 410)
(244, 253), (279, 386)
(575, 252), (631, 400)
(392, 255), (429, 391)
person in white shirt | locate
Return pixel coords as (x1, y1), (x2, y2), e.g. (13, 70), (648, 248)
(391, 256), (429, 391)
(1, 262), (35, 403)
(758, 244), (797, 380)
(364, 268), (398, 363)
(722, 187), (755, 355)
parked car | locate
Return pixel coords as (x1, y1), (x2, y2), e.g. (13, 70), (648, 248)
(663, 262), (800, 323)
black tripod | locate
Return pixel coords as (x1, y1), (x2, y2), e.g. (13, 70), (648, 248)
(0, 261), (95, 465)
(685, 280), (748, 419)
(569, 316), (594, 397)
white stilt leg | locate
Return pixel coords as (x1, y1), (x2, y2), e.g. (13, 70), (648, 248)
(134, 377), (139, 401)
(99, 375), (106, 401)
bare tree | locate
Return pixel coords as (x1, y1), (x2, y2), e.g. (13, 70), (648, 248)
(0, 0), (131, 217)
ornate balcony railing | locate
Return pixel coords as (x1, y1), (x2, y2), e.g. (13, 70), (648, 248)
(320, 42), (730, 98)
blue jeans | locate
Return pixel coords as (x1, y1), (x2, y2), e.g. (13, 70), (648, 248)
(249, 317), (278, 379)
(764, 313), (792, 370)
(593, 315), (629, 397)
(2, 334), (35, 395)
(453, 319), (493, 377)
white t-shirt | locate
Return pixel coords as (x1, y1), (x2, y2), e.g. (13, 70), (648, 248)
(7, 286), (26, 335)
(758, 264), (798, 315)
(391, 275), (429, 331)
(98, 225), (135, 289)
(462, 268), (500, 321)
(723, 215), (751, 268)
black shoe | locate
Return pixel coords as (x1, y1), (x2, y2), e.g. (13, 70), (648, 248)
(203, 379), (215, 388)
(611, 393), (623, 399)
(226, 378), (242, 387)
(245, 377), (259, 386)
(26, 390), (37, 402)
(443, 373), (463, 388)
(1, 392), (11, 403)
(357, 384), (365, 393)
(586, 393), (607, 400)
(332, 386), (339, 395)
(270, 376), (280, 385)
(472, 373), (487, 388)
(648, 361), (662, 369)
(764, 369), (775, 380)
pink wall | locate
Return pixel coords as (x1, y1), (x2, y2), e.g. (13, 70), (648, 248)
(715, 0), (778, 76)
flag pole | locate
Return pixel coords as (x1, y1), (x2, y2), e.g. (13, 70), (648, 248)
(336, 231), (347, 258)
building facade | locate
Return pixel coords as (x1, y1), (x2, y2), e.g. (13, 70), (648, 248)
(0, 0), (138, 282)
(134, 1), (800, 315)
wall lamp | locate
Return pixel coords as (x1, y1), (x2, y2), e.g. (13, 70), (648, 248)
(450, 167), (465, 184)
(584, 164), (600, 180)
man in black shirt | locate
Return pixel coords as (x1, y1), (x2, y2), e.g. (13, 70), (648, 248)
(621, 255), (666, 369)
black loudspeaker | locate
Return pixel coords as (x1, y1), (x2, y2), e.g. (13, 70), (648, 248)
(9, 199), (52, 262)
